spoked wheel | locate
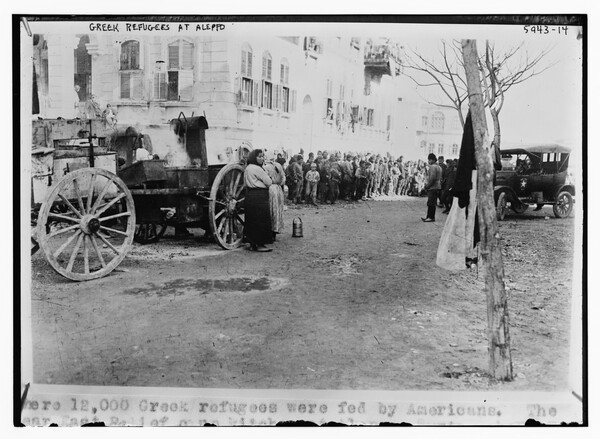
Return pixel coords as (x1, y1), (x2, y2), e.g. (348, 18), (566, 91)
(134, 222), (167, 244)
(553, 191), (573, 218)
(208, 163), (246, 250)
(496, 192), (507, 221)
(37, 168), (136, 281)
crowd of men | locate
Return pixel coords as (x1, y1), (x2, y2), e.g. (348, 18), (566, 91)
(274, 150), (458, 210)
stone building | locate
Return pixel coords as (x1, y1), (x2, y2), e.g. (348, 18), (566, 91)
(415, 104), (464, 160)
(32, 31), (426, 163)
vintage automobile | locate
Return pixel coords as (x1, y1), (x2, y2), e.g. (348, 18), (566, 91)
(494, 144), (575, 220)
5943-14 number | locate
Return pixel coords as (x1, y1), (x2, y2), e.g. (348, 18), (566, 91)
(524, 25), (569, 35)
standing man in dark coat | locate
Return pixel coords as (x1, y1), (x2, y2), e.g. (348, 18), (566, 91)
(437, 155), (448, 207)
(422, 153), (442, 222)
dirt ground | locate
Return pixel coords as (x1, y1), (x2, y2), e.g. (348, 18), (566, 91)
(28, 195), (577, 391)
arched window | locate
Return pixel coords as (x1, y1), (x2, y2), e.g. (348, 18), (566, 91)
(262, 51), (272, 80)
(280, 58), (289, 85)
(432, 112), (445, 130)
(420, 140), (427, 150)
(120, 40), (140, 70)
(241, 43), (253, 77)
(239, 43), (255, 106)
(165, 39), (194, 101)
(120, 40), (143, 100)
(261, 51), (273, 109)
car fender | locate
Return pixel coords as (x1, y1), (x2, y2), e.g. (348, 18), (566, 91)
(494, 185), (519, 203)
(556, 184), (575, 197)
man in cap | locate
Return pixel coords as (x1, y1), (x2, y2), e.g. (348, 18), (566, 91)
(422, 153), (442, 222)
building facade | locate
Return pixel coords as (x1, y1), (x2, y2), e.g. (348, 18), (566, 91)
(33, 31), (436, 163)
(415, 104), (464, 161)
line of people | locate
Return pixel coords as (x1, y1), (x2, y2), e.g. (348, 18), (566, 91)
(279, 150), (457, 206)
(242, 148), (459, 252)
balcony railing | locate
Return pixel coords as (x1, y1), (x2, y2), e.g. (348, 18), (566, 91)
(364, 45), (400, 76)
(303, 37), (323, 55)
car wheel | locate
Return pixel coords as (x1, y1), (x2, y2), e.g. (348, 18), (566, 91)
(553, 191), (573, 218)
(496, 192), (507, 221)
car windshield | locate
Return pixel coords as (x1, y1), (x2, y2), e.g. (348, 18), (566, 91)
(501, 153), (530, 172)
(501, 151), (569, 174)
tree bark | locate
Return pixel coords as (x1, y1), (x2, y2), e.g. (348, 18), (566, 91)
(461, 39), (513, 381)
(490, 107), (501, 149)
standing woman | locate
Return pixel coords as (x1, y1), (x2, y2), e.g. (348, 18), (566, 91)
(243, 149), (274, 252)
(264, 153), (286, 241)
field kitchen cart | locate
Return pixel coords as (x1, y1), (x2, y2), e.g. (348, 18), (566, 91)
(31, 114), (247, 282)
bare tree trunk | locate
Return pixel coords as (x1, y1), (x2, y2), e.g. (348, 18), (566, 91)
(490, 107), (501, 149)
(461, 39), (513, 381)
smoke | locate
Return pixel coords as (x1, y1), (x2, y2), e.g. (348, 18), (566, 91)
(165, 144), (192, 167)
(137, 125), (192, 167)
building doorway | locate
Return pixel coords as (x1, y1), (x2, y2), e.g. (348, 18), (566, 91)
(74, 35), (92, 102)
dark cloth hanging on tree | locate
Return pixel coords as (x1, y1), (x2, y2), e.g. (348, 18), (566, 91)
(451, 110), (479, 249)
(452, 111), (476, 208)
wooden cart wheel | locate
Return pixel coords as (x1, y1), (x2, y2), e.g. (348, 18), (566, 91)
(208, 163), (246, 250)
(37, 168), (136, 281)
(553, 191), (573, 218)
(496, 192), (507, 221)
(134, 222), (167, 244)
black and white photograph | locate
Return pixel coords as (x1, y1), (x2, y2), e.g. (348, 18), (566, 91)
(16, 12), (587, 427)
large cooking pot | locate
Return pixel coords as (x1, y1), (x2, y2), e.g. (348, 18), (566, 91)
(165, 166), (210, 189)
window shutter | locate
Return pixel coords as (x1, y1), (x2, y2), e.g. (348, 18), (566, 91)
(291, 90), (296, 112)
(154, 72), (167, 100)
(252, 79), (260, 107)
(262, 57), (267, 78)
(261, 80), (267, 107)
(285, 65), (289, 84)
(247, 52), (252, 77)
(280, 64), (284, 83)
(274, 84), (281, 110)
(181, 41), (193, 69)
(138, 41), (144, 70)
(132, 73), (144, 100)
(120, 49), (127, 70)
(234, 76), (241, 103)
(267, 58), (272, 80)
(241, 50), (247, 76)
(178, 70), (194, 101)
(153, 72), (160, 99)
(120, 73), (131, 99)
(168, 43), (179, 69)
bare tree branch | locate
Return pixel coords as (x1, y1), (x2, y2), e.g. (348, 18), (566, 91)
(402, 39), (555, 147)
